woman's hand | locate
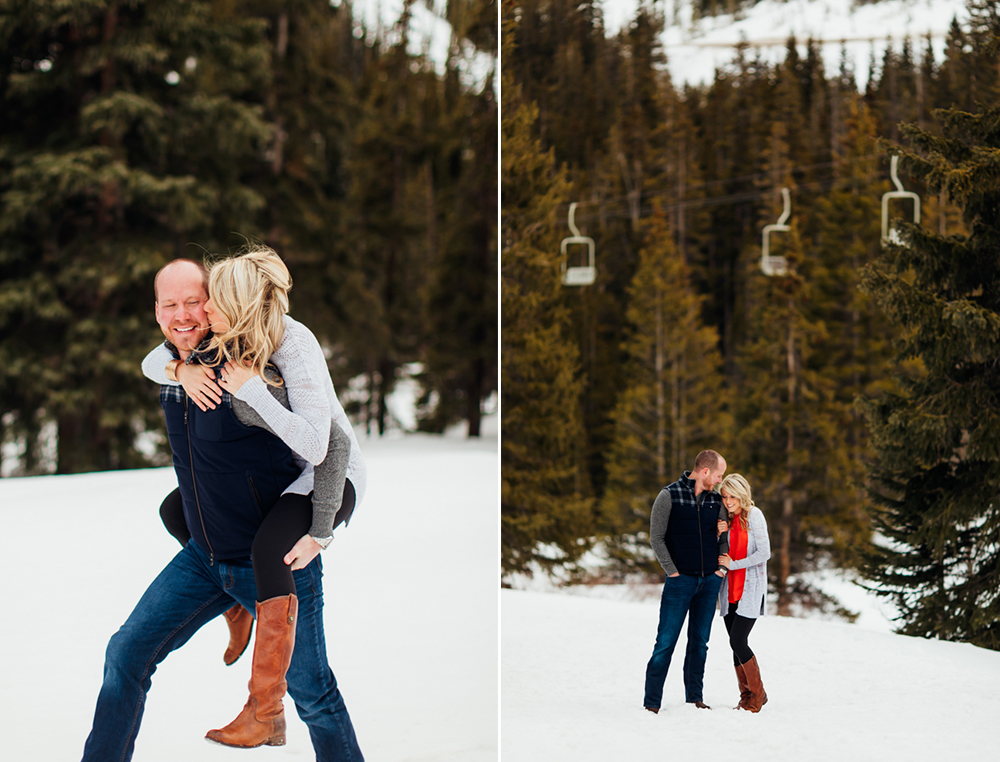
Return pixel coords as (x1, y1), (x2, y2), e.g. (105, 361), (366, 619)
(718, 554), (731, 569)
(219, 361), (256, 394)
(284, 534), (323, 571)
(717, 519), (728, 536)
(177, 362), (223, 412)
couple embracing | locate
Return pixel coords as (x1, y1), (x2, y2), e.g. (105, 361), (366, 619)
(643, 450), (771, 715)
(81, 247), (366, 761)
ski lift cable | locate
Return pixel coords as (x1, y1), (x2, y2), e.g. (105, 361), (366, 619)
(547, 155), (921, 247)
(566, 176), (828, 224)
(563, 158), (907, 228)
(560, 153), (883, 217)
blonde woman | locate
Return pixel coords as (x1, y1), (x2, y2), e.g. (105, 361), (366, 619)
(717, 473), (770, 712)
(141, 247), (367, 748)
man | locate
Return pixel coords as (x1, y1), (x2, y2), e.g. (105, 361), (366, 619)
(643, 449), (727, 714)
(81, 259), (363, 761)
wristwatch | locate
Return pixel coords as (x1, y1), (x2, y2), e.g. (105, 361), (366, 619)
(311, 535), (334, 550)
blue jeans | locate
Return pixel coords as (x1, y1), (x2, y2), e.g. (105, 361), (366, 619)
(81, 541), (363, 762)
(643, 573), (723, 708)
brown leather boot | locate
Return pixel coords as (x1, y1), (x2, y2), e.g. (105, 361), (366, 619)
(739, 655), (768, 713)
(206, 595), (298, 748)
(222, 604), (254, 666)
(734, 662), (751, 709)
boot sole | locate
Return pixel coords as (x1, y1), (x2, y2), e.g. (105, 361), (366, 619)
(205, 735), (286, 748)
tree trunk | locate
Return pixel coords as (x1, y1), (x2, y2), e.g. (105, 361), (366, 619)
(656, 293), (666, 484)
(777, 302), (796, 616)
(467, 356), (484, 437)
(376, 357), (394, 435)
(270, 11), (289, 177)
(676, 136), (686, 263)
(57, 409), (110, 474)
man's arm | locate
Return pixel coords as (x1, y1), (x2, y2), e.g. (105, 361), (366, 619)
(718, 506), (729, 556)
(650, 490), (678, 577)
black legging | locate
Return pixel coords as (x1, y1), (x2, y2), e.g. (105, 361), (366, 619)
(723, 609), (757, 666)
(159, 480), (356, 601)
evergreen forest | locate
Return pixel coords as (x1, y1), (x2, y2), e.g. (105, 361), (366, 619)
(502, 0), (1000, 647)
(0, 0), (497, 474)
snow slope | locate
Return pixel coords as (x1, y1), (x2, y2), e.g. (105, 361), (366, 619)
(502, 587), (1000, 761)
(0, 424), (498, 761)
(603, 0), (969, 88)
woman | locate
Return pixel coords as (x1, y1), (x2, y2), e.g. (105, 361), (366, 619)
(717, 473), (770, 712)
(141, 246), (367, 747)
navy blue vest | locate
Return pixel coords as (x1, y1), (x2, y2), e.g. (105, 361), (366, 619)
(161, 377), (300, 561)
(664, 471), (723, 576)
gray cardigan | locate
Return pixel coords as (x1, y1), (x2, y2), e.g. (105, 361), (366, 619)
(718, 506), (770, 619)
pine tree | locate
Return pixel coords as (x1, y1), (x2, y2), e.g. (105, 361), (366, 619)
(600, 209), (730, 576)
(859, 99), (1000, 648)
(417, 10), (498, 437)
(804, 97), (891, 568)
(695, 46), (775, 365)
(337, 8), (438, 435)
(0, 0), (274, 473)
(734, 222), (856, 615)
(501, 7), (592, 577)
(569, 2), (671, 499)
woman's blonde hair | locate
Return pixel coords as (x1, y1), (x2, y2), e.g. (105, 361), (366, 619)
(206, 245), (290, 386)
(719, 473), (756, 530)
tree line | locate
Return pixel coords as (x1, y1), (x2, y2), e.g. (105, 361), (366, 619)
(502, 0), (1000, 646)
(0, 0), (497, 475)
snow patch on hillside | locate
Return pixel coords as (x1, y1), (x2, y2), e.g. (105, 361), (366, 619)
(604, 0), (970, 88)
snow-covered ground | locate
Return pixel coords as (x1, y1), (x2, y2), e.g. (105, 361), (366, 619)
(502, 535), (1000, 758)
(0, 420), (497, 761)
(603, 0), (969, 89)
(502, 585), (1000, 760)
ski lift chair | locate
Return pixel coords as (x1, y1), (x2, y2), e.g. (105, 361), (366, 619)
(881, 155), (921, 245)
(560, 202), (596, 286)
(761, 188), (791, 276)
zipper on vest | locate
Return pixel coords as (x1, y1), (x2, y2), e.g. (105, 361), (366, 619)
(247, 475), (264, 520)
(185, 396), (215, 566)
(697, 501), (705, 576)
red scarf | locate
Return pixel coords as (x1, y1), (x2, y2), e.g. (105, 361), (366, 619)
(728, 517), (748, 604)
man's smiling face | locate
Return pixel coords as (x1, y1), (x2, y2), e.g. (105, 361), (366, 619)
(154, 261), (210, 357)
